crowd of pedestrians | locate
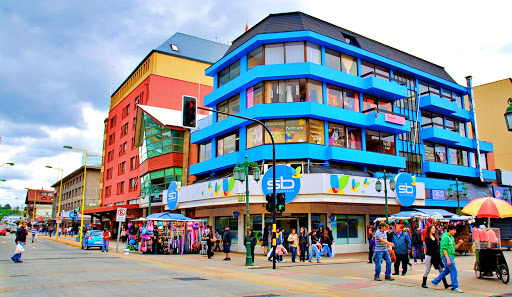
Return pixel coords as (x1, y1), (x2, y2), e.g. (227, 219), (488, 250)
(370, 221), (464, 293)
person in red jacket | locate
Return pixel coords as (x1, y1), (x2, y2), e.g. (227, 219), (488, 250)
(102, 228), (111, 252)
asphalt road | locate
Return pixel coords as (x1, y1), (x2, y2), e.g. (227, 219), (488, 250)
(2, 232), (512, 297)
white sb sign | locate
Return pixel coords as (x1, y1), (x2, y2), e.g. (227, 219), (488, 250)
(116, 208), (127, 222)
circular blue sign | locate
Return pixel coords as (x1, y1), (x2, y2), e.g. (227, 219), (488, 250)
(395, 173), (416, 207)
(261, 165), (301, 203)
(69, 210), (77, 220)
(233, 211), (240, 218)
(167, 181), (179, 210)
(330, 214), (336, 222)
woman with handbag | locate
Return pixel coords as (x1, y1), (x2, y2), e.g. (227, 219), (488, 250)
(422, 224), (450, 289)
(205, 227), (215, 259)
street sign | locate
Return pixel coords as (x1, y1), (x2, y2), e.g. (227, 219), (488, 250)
(57, 216), (62, 223)
(116, 208), (127, 222)
(394, 173), (417, 207)
(69, 210), (77, 220)
(167, 181), (179, 210)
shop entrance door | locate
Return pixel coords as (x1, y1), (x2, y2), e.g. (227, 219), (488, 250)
(276, 218), (299, 247)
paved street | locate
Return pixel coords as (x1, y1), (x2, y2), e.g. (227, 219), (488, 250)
(2, 233), (512, 296)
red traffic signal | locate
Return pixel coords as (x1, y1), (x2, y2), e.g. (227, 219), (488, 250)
(182, 96), (197, 128)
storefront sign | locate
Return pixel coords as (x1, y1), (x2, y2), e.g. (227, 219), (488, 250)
(261, 165), (302, 203)
(233, 211), (240, 218)
(493, 185), (510, 203)
(385, 113), (406, 125)
(431, 189), (445, 200)
(166, 181), (179, 210)
(394, 173), (416, 207)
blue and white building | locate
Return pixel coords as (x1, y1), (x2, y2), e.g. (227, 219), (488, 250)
(171, 12), (495, 253)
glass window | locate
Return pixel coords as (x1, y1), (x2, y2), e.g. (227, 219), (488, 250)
(480, 153), (488, 170)
(307, 80), (323, 103)
(247, 123), (263, 149)
(308, 119), (325, 145)
(424, 141), (435, 162)
(265, 43), (284, 65)
(360, 60), (373, 77)
(199, 141), (212, 162)
(366, 130), (380, 153)
(217, 68), (230, 88)
(329, 124), (363, 150)
(449, 148), (458, 165)
(217, 132), (239, 156)
(283, 79), (301, 102)
(311, 214), (326, 231)
(247, 82), (264, 108)
(453, 92), (463, 109)
(360, 60), (389, 80)
(365, 130), (394, 155)
(285, 119), (307, 143)
(216, 216), (238, 244)
(265, 119), (286, 144)
(418, 80), (440, 97)
(341, 54), (358, 76)
(435, 144), (447, 163)
(363, 95), (391, 112)
(217, 95), (239, 121)
(346, 126), (362, 150)
(327, 84), (343, 108)
(217, 60), (240, 88)
(306, 42), (321, 65)
(381, 132), (395, 155)
(217, 100), (229, 121)
(332, 215), (365, 244)
(285, 42), (304, 63)
(458, 122), (466, 137)
(469, 151), (477, 168)
(247, 46), (263, 70)
(325, 48), (341, 71)
(229, 95), (239, 114)
(400, 152), (423, 174)
(344, 89), (359, 112)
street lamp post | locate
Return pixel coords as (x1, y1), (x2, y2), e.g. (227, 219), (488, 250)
(375, 170), (396, 222)
(504, 98), (512, 132)
(447, 178), (468, 216)
(46, 166), (64, 239)
(0, 162), (14, 168)
(64, 146), (88, 246)
(233, 155), (261, 267)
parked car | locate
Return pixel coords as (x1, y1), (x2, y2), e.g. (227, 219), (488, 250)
(9, 226), (17, 233)
(82, 230), (104, 250)
(0, 226), (6, 236)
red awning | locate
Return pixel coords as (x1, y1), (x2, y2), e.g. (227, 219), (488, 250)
(83, 204), (140, 215)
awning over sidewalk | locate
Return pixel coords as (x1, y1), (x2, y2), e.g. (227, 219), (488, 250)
(83, 204), (140, 215)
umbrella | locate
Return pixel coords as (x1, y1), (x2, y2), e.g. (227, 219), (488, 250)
(462, 196), (512, 228)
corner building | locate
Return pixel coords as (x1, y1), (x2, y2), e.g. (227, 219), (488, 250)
(180, 12), (496, 253)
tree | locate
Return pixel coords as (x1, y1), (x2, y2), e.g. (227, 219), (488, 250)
(3, 204), (11, 209)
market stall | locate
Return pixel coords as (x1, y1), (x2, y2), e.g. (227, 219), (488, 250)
(126, 213), (206, 255)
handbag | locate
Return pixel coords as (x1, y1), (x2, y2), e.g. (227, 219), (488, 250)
(388, 248), (396, 263)
(14, 243), (25, 254)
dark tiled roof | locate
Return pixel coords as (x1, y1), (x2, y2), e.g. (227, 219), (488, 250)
(155, 33), (229, 64)
(226, 12), (456, 83)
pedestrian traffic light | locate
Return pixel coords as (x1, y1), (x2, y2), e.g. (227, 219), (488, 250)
(73, 209), (78, 217)
(276, 193), (286, 212)
(265, 194), (274, 213)
(182, 96), (197, 129)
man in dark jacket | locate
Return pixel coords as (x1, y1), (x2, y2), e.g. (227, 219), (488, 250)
(392, 224), (412, 275)
(412, 227), (424, 263)
(222, 225), (233, 261)
(11, 221), (28, 263)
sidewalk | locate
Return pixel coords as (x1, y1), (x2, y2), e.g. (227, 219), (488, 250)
(39, 235), (512, 296)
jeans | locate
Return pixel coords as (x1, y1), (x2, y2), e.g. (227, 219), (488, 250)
(308, 244), (321, 262)
(290, 246), (297, 262)
(414, 244), (424, 262)
(433, 256), (458, 290)
(12, 242), (24, 262)
(321, 244), (333, 257)
(102, 240), (109, 252)
(299, 243), (308, 261)
(373, 250), (392, 278)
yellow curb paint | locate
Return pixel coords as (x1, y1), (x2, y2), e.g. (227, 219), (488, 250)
(42, 237), (342, 297)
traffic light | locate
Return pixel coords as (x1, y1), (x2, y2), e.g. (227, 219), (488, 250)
(73, 209), (78, 217)
(182, 96), (197, 128)
(276, 193), (286, 212)
(265, 194), (274, 213)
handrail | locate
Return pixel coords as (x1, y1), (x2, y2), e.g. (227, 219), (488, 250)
(420, 122), (458, 132)
(362, 107), (410, 120)
(420, 90), (456, 102)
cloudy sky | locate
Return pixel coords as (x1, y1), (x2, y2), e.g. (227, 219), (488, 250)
(0, 0), (511, 209)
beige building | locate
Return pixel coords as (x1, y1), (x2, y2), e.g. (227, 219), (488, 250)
(51, 166), (101, 217)
(473, 78), (512, 171)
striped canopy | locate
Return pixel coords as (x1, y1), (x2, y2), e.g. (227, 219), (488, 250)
(462, 197), (512, 218)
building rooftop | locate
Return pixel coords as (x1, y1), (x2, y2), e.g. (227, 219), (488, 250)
(226, 12), (456, 83)
(155, 32), (230, 64)
(50, 165), (101, 188)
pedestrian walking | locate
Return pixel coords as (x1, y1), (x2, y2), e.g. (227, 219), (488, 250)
(287, 228), (299, 262)
(422, 224), (450, 289)
(373, 222), (395, 281)
(244, 229), (257, 263)
(31, 225), (37, 243)
(102, 228), (111, 252)
(368, 227), (375, 263)
(320, 230), (333, 257)
(298, 227), (309, 262)
(276, 228), (285, 262)
(213, 229), (222, 252)
(261, 225), (269, 255)
(392, 224), (411, 276)
(11, 221), (28, 263)
(412, 226), (424, 264)
(121, 227), (127, 243)
(308, 230), (322, 263)
(222, 225), (233, 261)
(431, 224), (464, 293)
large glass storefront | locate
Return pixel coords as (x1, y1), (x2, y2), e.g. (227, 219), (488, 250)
(215, 216), (238, 244)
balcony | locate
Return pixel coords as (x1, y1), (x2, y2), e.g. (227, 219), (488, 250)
(361, 72), (408, 101)
(479, 141), (493, 153)
(423, 161), (477, 178)
(421, 123), (461, 145)
(419, 92), (457, 115)
(363, 108), (411, 134)
(327, 146), (405, 169)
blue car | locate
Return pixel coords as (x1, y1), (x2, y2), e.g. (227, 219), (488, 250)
(82, 230), (104, 250)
